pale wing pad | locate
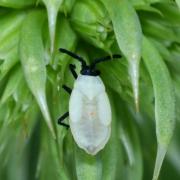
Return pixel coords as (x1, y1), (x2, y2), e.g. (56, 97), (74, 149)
(69, 89), (83, 123)
(97, 92), (111, 126)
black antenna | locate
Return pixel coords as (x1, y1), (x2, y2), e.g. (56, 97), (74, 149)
(90, 54), (122, 69)
(59, 48), (87, 67)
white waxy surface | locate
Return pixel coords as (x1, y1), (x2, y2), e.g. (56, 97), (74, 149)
(69, 75), (111, 155)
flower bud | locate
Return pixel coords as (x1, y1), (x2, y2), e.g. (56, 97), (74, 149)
(70, 0), (114, 52)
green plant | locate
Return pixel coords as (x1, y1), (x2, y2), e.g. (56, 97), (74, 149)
(0, 0), (180, 180)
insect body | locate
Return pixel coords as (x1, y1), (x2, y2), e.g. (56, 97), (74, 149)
(58, 49), (121, 155)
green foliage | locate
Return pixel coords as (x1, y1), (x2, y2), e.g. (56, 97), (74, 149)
(0, 0), (180, 180)
(20, 9), (56, 138)
(102, 0), (142, 110)
(142, 37), (175, 180)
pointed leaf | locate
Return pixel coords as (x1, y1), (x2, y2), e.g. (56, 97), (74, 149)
(42, 0), (63, 53)
(101, 0), (142, 110)
(20, 10), (56, 138)
(142, 37), (175, 180)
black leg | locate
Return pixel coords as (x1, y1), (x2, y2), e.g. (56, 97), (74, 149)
(58, 112), (69, 129)
(62, 85), (72, 94)
(69, 64), (78, 79)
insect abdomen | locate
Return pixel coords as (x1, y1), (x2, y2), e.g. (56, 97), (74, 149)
(70, 95), (111, 155)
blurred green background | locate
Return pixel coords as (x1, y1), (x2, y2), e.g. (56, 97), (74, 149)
(0, 0), (180, 180)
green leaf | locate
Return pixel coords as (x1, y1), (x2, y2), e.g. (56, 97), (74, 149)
(42, 0), (63, 53)
(1, 66), (22, 104)
(37, 123), (69, 180)
(129, 0), (146, 6)
(0, 33), (19, 60)
(150, 38), (171, 61)
(176, 0), (180, 9)
(100, 59), (133, 104)
(142, 20), (178, 42)
(0, 0), (36, 8)
(119, 111), (143, 180)
(102, 0), (142, 110)
(13, 77), (32, 112)
(135, 5), (163, 15)
(142, 37), (175, 180)
(75, 149), (101, 180)
(0, 48), (19, 80)
(113, 96), (143, 180)
(19, 10), (56, 138)
(54, 15), (77, 70)
(154, 3), (180, 27)
(146, 0), (171, 3)
(101, 92), (121, 180)
(0, 11), (25, 43)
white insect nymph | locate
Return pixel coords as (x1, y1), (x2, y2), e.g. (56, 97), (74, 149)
(69, 75), (111, 155)
(58, 48), (121, 155)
